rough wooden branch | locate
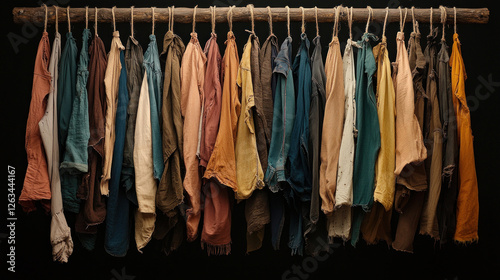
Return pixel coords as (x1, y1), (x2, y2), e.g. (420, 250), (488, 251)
(13, 7), (489, 25)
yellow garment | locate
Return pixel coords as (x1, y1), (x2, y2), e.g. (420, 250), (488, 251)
(450, 33), (479, 243)
(101, 31), (125, 196)
(133, 73), (156, 251)
(373, 36), (396, 211)
(235, 36), (265, 200)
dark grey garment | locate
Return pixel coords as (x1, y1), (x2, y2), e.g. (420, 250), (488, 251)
(121, 36), (144, 206)
(305, 35), (328, 255)
(260, 34), (279, 142)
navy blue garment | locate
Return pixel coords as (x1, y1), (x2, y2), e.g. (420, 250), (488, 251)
(286, 33), (312, 256)
(104, 51), (130, 257)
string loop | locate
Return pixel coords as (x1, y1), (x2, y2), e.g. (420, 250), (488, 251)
(347, 6), (353, 39)
(171, 6), (175, 32)
(192, 5), (197, 33)
(227, 5), (234, 32)
(54, 6), (58, 34)
(440, 6), (447, 40)
(267, 6), (273, 35)
(152, 7), (156, 35)
(211, 6), (216, 34)
(43, 4), (47, 32)
(67, 6), (71, 32)
(332, 6), (340, 38)
(112, 6), (116, 32)
(454, 7), (457, 34)
(85, 6), (88, 30)
(399, 7), (408, 32)
(94, 7), (98, 37)
(365, 6), (372, 33)
(411, 6), (416, 32)
(314, 6), (319, 37)
(286, 6), (290, 37)
(430, 7), (433, 32)
(247, 4), (255, 34)
(131, 6), (135, 37)
(300, 6), (305, 34)
(382, 7), (389, 38)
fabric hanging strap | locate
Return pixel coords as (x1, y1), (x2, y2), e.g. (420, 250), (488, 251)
(112, 6), (116, 32)
(314, 6), (319, 37)
(286, 6), (290, 37)
(67, 6), (71, 32)
(267, 6), (273, 36)
(152, 7), (156, 35)
(440, 6), (447, 41)
(131, 6), (135, 37)
(365, 6), (372, 33)
(382, 7), (389, 38)
(192, 5), (197, 33)
(300, 6), (305, 34)
(210, 6), (216, 34)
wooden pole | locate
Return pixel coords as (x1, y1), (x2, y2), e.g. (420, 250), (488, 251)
(13, 7), (489, 25)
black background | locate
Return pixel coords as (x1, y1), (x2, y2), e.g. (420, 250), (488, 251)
(2, 0), (500, 279)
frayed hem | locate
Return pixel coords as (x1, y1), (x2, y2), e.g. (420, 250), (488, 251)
(201, 241), (231, 256)
(453, 236), (479, 245)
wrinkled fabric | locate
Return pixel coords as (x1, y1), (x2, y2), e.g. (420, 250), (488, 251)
(285, 32), (312, 256)
(419, 27), (443, 239)
(246, 32), (270, 253)
(330, 38), (357, 241)
(154, 30), (186, 255)
(38, 31), (73, 262)
(265, 37), (294, 250)
(235, 35), (265, 200)
(122, 36), (144, 206)
(351, 33), (379, 247)
(181, 32), (207, 241)
(75, 34), (107, 250)
(360, 36), (395, 246)
(436, 39), (458, 245)
(105, 51), (130, 257)
(101, 31), (125, 196)
(305, 35), (328, 254)
(320, 35), (345, 215)
(59, 30), (91, 213)
(260, 34), (278, 147)
(203, 31), (240, 191)
(392, 29), (428, 253)
(450, 33), (479, 243)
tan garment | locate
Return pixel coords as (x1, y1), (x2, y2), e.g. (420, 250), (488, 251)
(134, 72), (157, 251)
(181, 32), (207, 241)
(101, 31), (125, 196)
(393, 31), (427, 177)
(235, 35), (265, 200)
(320, 36), (345, 214)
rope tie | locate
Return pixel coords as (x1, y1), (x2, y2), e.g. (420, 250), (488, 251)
(85, 6), (88, 29)
(227, 5), (234, 33)
(43, 4), (47, 32)
(246, 4), (255, 34)
(440, 6), (447, 41)
(365, 6), (372, 33)
(112, 6), (116, 32)
(300, 7), (305, 34)
(430, 7), (433, 32)
(348, 6), (353, 39)
(131, 6), (135, 37)
(267, 6), (273, 35)
(412, 6), (416, 32)
(332, 7), (340, 39)
(94, 7), (98, 37)
(382, 7), (389, 38)
(399, 7), (408, 32)
(286, 6), (290, 37)
(171, 6), (175, 32)
(211, 6), (216, 34)
(192, 5), (197, 33)
(67, 6), (71, 32)
(454, 7), (457, 34)
(314, 6), (319, 37)
(152, 7), (156, 35)
(54, 6), (58, 34)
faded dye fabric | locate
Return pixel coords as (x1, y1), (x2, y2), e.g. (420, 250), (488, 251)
(101, 31), (125, 196)
(329, 38), (357, 241)
(75, 34), (108, 250)
(38, 31), (73, 262)
(285, 32), (312, 256)
(320, 35), (345, 215)
(59, 29), (91, 214)
(260, 34), (278, 145)
(235, 35), (265, 200)
(181, 32), (207, 241)
(359, 36), (396, 247)
(265, 37), (295, 250)
(246, 32), (270, 253)
(393, 31), (427, 177)
(419, 27), (443, 239)
(203, 31), (240, 191)
(154, 30), (186, 254)
(57, 32), (79, 213)
(265, 36), (295, 192)
(104, 51), (130, 257)
(305, 35), (328, 253)
(350, 33), (379, 247)
(122, 36), (144, 206)
(450, 33), (479, 243)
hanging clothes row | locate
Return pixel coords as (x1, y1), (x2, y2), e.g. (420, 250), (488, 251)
(20, 5), (479, 263)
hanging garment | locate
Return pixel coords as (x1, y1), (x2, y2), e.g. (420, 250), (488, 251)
(246, 32), (270, 253)
(203, 31), (240, 191)
(181, 32), (207, 241)
(75, 33), (107, 250)
(202, 31), (240, 251)
(38, 31), (73, 263)
(305, 35), (329, 255)
(360, 35), (395, 246)
(450, 33), (479, 243)
(330, 38), (357, 241)
(122, 35), (144, 206)
(350, 32), (379, 247)
(436, 38), (458, 244)
(419, 27), (443, 239)
(199, 32), (231, 255)
(392, 28), (428, 253)
(104, 50), (130, 257)
(59, 29), (91, 214)
(235, 34), (265, 200)
(320, 34), (345, 215)
(154, 30), (186, 255)
(265, 36), (295, 250)
(260, 33), (285, 251)
(101, 31), (125, 196)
